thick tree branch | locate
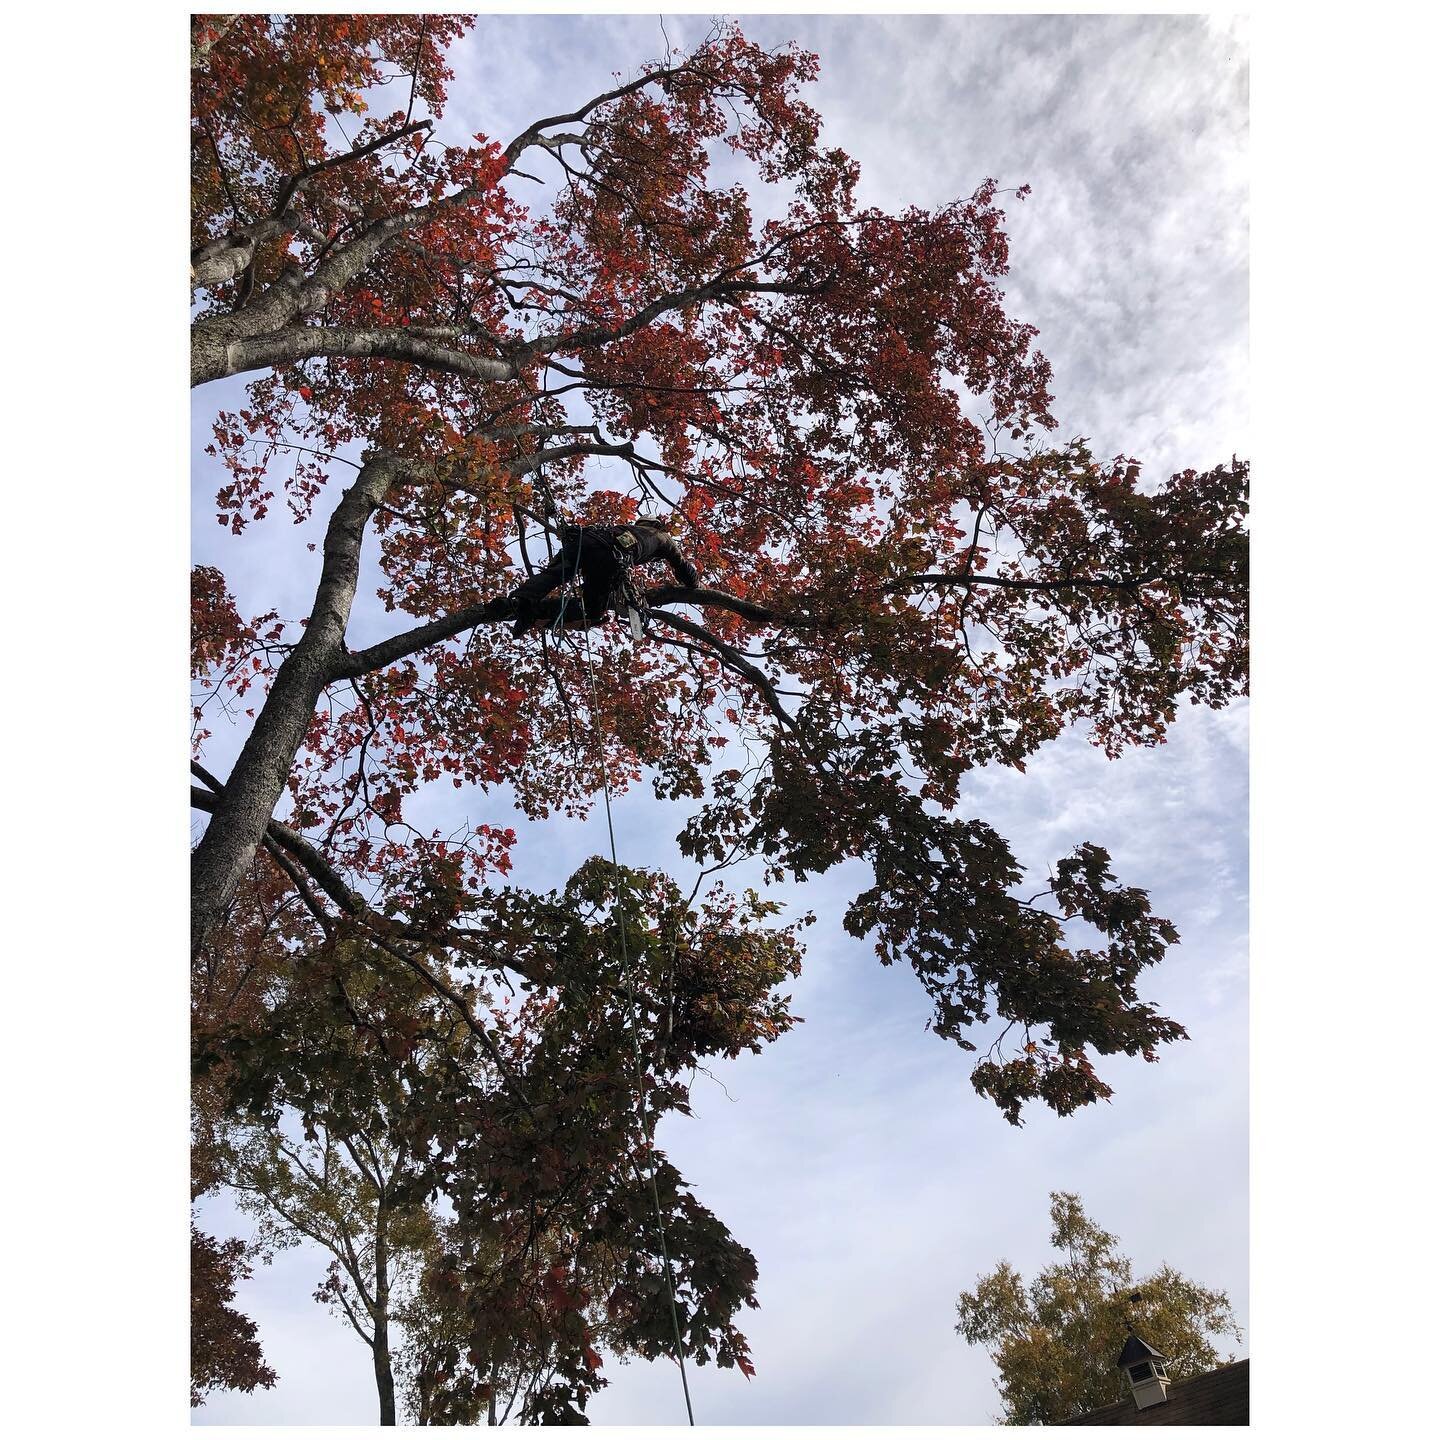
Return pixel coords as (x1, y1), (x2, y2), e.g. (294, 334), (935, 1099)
(645, 584), (815, 629)
(191, 212), (299, 290)
(191, 15), (240, 69)
(505, 436), (640, 480)
(262, 838), (335, 934)
(193, 787), (367, 918)
(339, 573), (819, 681)
(196, 326), (519, 388)
(334, 599), (517, 678)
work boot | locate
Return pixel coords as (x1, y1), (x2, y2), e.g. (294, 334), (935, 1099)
(510, 598), (538, 637)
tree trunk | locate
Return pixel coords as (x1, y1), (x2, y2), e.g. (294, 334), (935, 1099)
(190, 455), (401, 956)
(372, 1333), (398, 1426)
(373, 1199), (397, 1425)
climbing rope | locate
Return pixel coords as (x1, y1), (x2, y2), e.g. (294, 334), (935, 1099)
(552, 530), (697, 1425)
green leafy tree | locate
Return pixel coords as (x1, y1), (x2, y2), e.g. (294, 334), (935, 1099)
(955, 1192), (1243, 1424)
(394, 1216), (613, 1426)
(194, 856), (801, 1421)
(219, 1119), (434, 1426)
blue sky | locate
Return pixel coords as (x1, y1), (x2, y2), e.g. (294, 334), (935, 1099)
(191, 12), (1249, 1425)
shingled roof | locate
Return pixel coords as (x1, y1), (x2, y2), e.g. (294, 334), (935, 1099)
(1062, 1358), (1249, 1426)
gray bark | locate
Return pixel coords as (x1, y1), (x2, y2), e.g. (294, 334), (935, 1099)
(194, 325), (518, 388)
(190, 454), (402, 958)
(190, 172), (490, 387)
(191, 15), (240, 69)
(190, 214), (295, 290)
(186, 59), (822, 391)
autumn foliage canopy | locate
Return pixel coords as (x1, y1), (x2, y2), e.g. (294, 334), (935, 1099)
(190, 14), (1247, 1420)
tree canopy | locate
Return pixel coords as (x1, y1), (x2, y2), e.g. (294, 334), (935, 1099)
(190, 13), (1248, 1419)
(955, 1191), (1243, 1424)
(190, 1222), (277, 1409)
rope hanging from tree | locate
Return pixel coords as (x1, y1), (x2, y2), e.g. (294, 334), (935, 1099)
(550, 523), (697, 1426)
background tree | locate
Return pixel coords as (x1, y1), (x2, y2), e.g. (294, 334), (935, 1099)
(395, 1214), (639, 1426)
(191, 855), (293, 1411)
(955, 1191), (1243, 1425)
(396, 1220), (517, 1426)
(219, 1120), (433, 1426)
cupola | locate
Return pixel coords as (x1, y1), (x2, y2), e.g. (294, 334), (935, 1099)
(1116, 1328), (1171, 1411)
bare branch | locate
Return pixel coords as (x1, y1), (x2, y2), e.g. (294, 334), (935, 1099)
(270, 119), (433, 219)
(889, 570), (1169, 596)
(503, 59), (713, 165)
(645, 584), (815, 629)
(647, 610), (796, 730)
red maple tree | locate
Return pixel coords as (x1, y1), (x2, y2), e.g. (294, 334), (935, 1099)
(190, 14), (1247, 1417)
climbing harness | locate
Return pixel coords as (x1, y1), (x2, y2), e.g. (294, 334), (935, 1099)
(551, 540), (697, 1426)
(610, 528), (649, 639)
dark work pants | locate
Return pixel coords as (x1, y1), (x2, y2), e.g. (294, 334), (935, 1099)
(513, 532), (623, 621)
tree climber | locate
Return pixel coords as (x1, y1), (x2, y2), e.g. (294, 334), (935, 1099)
(509, 517), (700, 636)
